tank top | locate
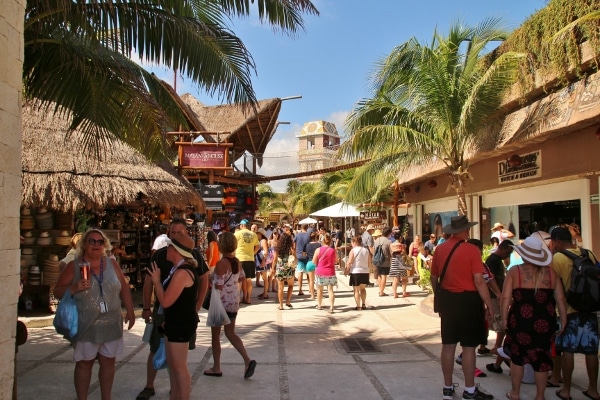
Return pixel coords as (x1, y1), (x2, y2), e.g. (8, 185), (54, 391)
(350, 247), (370, 274)
(73, 256), (123, 344)
(164, 264), (198, 330)
(206, 241), (219, 268)
(315, 246), (336, 277)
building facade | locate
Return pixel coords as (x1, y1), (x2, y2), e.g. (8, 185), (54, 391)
(1, 0), (26, 397)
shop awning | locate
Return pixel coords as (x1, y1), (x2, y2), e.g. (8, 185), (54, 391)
(21, 104), (205, 212)
(310, 202), (360, 218)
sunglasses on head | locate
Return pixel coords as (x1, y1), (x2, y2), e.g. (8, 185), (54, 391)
(87, 238), (105, 245)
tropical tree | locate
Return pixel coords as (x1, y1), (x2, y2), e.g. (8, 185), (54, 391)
(24, 0), (319, 159)
(340, 19), (525, 215)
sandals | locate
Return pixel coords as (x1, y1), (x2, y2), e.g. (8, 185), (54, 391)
(505, 391), (520, 400)
(285, 303), (293, 308)
(583, 391), (600, 400)
(278, 306), (284, 310)
(136, 387), (156, 400)
(556, 389), (573, 400)
(329, 308), (334, 314)
(244, 360), (257, 379)
(354, 306), (362, 310)
(257, 294), (269, 300)
(315, 305), (323, 310)
(203, 369), (223, 377)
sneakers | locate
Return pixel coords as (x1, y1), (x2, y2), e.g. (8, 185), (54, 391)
(455, 354), (462, 365)
(485, 363), (503, 374)
(442, 383), (458, 399)
(462, 387), (493, 400)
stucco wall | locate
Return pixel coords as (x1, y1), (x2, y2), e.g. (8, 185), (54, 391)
(0, 0), (25, 397)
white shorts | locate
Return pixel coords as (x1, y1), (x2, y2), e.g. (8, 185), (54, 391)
(73, 338), (124, 362)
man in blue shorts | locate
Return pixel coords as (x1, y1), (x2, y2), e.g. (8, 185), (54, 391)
(293, 224), (311, 296)
(431, 215), (494, 400)
(551, 227), (600, 400)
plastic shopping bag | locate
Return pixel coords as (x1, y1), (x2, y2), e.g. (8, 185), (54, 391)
(153, 337), (168, 370)
(206, 284), (230, 327)
(53, 289), (78, 342)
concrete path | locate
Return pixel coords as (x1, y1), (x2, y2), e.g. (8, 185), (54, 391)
(16, 272), (595, 399)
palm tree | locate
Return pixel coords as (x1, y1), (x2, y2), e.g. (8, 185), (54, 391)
(340, 18), (525, 215)
(24, 0), (319, 159)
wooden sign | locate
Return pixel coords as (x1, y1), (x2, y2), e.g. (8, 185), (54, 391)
(178, 143), (232, 169)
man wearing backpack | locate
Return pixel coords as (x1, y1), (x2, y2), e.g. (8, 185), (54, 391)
(373, 228), (392, 297)
(550, 227), (600, 400)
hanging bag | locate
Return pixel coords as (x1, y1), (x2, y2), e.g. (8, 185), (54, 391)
(203, 273), (232, 310)
(153, 337), (168, 369)
(53, 288), (78, 342)
(206, 281), (231, 327)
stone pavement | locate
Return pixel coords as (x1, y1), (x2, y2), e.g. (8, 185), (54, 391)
(16, 273), (595, 400)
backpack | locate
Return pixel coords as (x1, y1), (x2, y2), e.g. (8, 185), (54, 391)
(560, 249), (600, 313)
(372, 244), (385, 267)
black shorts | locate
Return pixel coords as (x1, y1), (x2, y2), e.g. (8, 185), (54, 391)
(164, 314), (199, 343)
(377, 266), (390, 275)
(241, 261), (256, 279)
(349, 273), (370, 286)
(440, 291), (486, 347)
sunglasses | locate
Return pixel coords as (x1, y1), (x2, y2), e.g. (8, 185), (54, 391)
(87, 238), (105, 245)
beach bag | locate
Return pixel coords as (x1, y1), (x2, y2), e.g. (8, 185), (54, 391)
(53, 289), (78, 341)
(153, 338), (168, 369)
(206, 283), (231, 327)
(560, 249), (600, 313)
(372, 244), (385, 267)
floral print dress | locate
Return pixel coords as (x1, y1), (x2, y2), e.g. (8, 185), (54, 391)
(504, 266), (557, 372)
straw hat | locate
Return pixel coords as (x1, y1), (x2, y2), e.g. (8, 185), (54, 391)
(443, 215), (478, 234)
(511, 236), (552, 266)
(165, 235), (194, 258)
(366, 224), (375, 231)
(491, 222), (504, 231)
(372, 229), (383, 237)
(257, 228), (267, 237)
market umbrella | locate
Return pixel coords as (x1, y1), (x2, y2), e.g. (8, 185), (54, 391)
(21, 104), (205, 212)
(298, 217), (318, 224)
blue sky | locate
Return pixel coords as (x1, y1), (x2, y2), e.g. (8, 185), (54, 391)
(153, 0), (548, 191)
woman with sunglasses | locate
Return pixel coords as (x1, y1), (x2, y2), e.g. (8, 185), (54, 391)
(54, 228), (135, 400)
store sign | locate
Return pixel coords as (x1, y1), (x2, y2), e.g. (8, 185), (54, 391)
(181, 145), (226, 168)
(360, 211), (387, 221)
(198, 184), (224, 211)
(498, 150), (542, 185)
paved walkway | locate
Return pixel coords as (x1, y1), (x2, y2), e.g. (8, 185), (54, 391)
(16, 273), (594, 400)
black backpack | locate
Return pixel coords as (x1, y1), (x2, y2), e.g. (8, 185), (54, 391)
(372, 244), (385, 267)
(560, 249), (600, 313)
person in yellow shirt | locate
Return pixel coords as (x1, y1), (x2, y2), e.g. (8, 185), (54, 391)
(234, 220), (259, 304)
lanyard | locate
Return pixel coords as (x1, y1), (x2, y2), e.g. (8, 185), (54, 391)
(84, 257), (105, 297)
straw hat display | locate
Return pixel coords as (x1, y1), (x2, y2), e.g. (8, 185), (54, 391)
(22, 231), (36, 245)
(35, 208), (54, 230)
(20, 216), (35, 230)
(43, 254), (61, 285)
(36, 231), (53, 245)
(28, 265), (41, 285)
(55, 230), (72, 246)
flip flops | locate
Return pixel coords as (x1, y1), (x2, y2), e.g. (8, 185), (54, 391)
(203, 369), (222, 377)
(244, 360), (257, 379)
(556, 389), (572, 400)
(546, 380), (560, 388)
(583, 391), (600, 400)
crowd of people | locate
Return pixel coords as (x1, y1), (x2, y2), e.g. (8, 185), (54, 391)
(52, 214), (597, 400)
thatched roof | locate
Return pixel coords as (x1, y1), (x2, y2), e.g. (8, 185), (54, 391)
(21, 105), (205, 212)
(179, 94), (282, 167)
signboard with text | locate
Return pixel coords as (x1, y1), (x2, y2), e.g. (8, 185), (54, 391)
(180, 144), (228, 169)
(498, 150), (542, 185)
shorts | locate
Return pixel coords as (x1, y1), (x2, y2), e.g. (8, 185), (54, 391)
(149, 311), (197, 352)
(555, 312), (599, 355)
(440, 291), (486, 347)
(315, 274), (338, 287)
(377, 266), (390, 276)
(296, 259), (309, 273)
(487, 298), (504, 333)
(73, 338), (123, 362)
(349, 273), (370, 286)
(241, 261), (256, 279)
(164, 314), (199, 343)
(226, 311), (238, 320)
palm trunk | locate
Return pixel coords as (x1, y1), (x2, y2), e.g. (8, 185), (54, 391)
(393, 180), (399, 227)
(454, 179), (468, 216)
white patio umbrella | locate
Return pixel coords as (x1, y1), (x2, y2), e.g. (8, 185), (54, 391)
(298, 217), (318, 224)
